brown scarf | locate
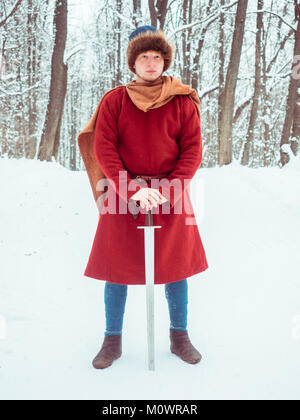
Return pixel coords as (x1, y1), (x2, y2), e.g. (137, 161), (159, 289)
(77, 75), (201, 205)
(126, 75), (200, 116)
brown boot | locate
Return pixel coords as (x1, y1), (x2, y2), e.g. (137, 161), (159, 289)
(92, 334), (122, 369)
(170, 329), (202, 364)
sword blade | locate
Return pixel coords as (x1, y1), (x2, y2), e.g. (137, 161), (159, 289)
(144, 227), (155, 371)
(137, 211), (162, 371)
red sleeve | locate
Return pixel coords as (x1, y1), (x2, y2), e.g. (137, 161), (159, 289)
(159, 95), (202, 209)
(93, 91), (143, 204)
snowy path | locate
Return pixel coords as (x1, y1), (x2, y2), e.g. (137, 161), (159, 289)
(0, 157), (300, 400)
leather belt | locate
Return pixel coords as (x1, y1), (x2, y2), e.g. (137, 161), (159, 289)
(131, 172), (169, 182)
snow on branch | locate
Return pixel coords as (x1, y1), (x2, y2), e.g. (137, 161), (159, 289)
(64, 44), (86, 64)
(169, 0), (238, 38)
(0, 82), (40, 96)
(243, 10), (296, 32)
(0, 0), (23, 28)
(112, 10), (135, 29)
(198, 84), (219, 99)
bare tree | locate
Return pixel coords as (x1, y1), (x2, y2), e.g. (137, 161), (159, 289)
(181, 0), (192, 84)
(262, 1), (273, 167)
(218, 0), (248, 166)
(115, 0), (122, 85)
(191, 0), (213, 92)
(13, 11), (24, 158)
(38, 0), (67, 161)
(280, 0), (300, 166)
(148, 0), (168, 29)
(218, 0), (225, 152)
(242, 0), (263, 166)
(132, 0), (142, 27)
(25, 0), (39, 159)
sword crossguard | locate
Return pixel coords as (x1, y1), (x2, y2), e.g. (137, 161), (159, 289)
(137, 209), (162, 229)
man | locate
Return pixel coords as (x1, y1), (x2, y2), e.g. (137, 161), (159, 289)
(77, 26), (208, 369)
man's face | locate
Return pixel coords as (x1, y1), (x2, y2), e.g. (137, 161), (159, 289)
(133, 50), (164, 83)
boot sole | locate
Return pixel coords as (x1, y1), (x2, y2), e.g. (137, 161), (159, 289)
(92, 354), (121, 369)
(171, 349), (202, 364)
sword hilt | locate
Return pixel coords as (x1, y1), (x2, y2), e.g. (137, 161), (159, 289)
(145, 209), (153, 227)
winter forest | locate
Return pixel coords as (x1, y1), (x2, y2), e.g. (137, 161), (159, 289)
(1, 0), (300, 401)
(0, 0), (299, 170)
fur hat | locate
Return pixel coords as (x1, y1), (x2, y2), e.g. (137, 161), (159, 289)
(127, 26), (174, 74)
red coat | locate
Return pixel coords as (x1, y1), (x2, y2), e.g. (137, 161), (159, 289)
(84, 87), (208, 285)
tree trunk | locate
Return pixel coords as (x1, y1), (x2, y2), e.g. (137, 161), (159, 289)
(191, 0), (213, 92)
(291, 88), (300, 155)
(148, 0), (157, 27)
(279, 2), (300, 166)
(218, 0), (225, 152)
(115, 0), (122, 86)
(132, 0), (142, 27)
(148, 0), (168, 29)
(263, 2), (272, 166)
(218, 0), (248, 166)
(38, 0), (67, 161)
(13, 12), (25, 159)
(69, 89), (77, 171)
(242, 0), (263, 166)
(182, 0), (188, 83)
(182, 0), (192, 84)
(26, 0), (38, 159)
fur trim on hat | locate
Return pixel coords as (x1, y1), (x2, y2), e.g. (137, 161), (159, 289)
(127, 29), (174, 74)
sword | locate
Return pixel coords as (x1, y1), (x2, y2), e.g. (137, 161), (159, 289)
(137, 209), (161, 371)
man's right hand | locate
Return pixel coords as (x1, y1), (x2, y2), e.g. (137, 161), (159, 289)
(131, 188), (168, 211)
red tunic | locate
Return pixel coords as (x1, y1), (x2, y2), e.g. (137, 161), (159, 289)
(84, 86), (208, 285)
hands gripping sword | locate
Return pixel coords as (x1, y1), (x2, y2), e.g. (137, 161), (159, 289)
(137, 209), (161, 371)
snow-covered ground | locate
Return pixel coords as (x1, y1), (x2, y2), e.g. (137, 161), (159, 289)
(0, 155), (300, 400)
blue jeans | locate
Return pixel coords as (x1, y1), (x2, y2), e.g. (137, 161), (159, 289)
(104, 279), (188, 336)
